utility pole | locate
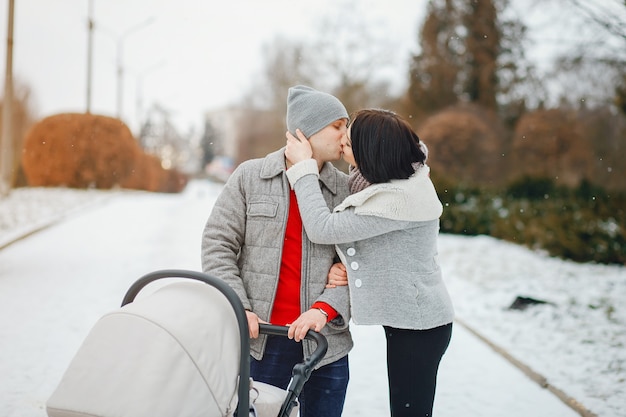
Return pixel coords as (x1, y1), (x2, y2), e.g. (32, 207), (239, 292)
(86, 0), (94, 113)
(0, 0), (15, 197)
(116, 17), (154, 120)
(135, 60), (166, 132)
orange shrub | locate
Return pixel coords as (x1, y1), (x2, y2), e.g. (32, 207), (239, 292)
(417, 104), (508, 186)
(511, 109), (590, 187)
(22, 113), (187, 192)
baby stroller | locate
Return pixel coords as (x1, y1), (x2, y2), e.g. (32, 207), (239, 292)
(46, 269), (328, 417)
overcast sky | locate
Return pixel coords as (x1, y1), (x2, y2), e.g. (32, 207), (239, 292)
(1, 0), (623, 136)
(0, 0), (426, 134)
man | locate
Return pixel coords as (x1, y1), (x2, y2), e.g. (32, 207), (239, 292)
(201, 85), (352, 417)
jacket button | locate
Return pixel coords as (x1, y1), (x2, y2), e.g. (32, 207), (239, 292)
(350, 261), (359, 270)
(355, 279), (362, 288)
(347, 247), (356, 256)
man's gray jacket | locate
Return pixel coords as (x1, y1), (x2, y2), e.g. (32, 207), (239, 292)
(201, 148), (353, 367)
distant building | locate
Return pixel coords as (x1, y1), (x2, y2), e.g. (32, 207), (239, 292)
(201, 107), (244, 182)
(138, 104), (201, 174)
(203, 107), (243, 162)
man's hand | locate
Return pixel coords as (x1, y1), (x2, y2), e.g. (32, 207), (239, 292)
(245, 310), (268, 339)
(327, 262), (348, 288)
(287, 308), (327, 342)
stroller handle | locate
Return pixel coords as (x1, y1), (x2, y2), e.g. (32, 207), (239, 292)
(259, 324), (329, 417)
(258, 323), (328, 367)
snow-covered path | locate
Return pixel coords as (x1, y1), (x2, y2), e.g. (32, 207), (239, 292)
(0, 181), (610, 416)
(0, 184), (221, 417)
(346, 321), (580, 416)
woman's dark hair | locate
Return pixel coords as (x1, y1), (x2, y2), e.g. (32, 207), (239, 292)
(348, 108), (426, 184)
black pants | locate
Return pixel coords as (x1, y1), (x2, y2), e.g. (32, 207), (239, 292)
(384, 323), (453, 417)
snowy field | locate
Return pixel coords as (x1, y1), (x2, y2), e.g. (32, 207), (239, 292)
(0, 180), (624, 417)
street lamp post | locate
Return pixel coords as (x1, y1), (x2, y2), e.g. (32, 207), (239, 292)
(116, 17), (155, 120)
(135, 60), (166, 131)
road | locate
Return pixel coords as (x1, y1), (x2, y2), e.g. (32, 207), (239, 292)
(0, 181), (580, 417)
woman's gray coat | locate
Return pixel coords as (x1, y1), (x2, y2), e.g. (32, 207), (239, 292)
(286, 159), (454, 330)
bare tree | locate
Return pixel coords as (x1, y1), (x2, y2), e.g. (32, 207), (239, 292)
(567, 0), (626, 40)
(235, 0), (406, 161)
(305, 2), (399, 111)
(541, 0), (626, 111)
(246, 37), (316, 113)
(235, 37), (313, 160)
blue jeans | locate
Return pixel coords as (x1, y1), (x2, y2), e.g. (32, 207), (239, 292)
(250, 335), (349, 417)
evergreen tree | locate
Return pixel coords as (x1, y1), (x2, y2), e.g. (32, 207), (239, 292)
(463, 0), (500, 110)
(409, 0), (463, 116)
(409, 0), (532, 119)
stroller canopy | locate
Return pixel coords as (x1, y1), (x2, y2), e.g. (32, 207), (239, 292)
(47, 281), (241, 417)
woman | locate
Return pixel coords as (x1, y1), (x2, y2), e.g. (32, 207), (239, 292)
(285, 108), (454, 417)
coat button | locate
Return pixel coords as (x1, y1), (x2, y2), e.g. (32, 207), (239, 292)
(347, 247), (356, 256)
(355, 279), (362, 288)
(350, 261), (359, 270)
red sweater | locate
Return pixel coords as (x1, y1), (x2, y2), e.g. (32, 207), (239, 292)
(270, 190), (338, 325)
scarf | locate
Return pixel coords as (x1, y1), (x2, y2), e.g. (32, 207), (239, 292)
(348, 166), (371, 194)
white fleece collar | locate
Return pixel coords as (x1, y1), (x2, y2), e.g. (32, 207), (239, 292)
(333, 165), (443, 222)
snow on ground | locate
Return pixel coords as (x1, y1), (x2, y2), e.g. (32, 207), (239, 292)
(441, 234), (626, 416)
(0, 187), (112, 249)
(0, 181), (624, 416)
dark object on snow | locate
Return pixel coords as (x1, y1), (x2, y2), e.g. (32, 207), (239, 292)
(508, 296), (553, 311)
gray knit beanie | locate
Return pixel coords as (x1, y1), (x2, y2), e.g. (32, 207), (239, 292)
(286, 85), (349, 138)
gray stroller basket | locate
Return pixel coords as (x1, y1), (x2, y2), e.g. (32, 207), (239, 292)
(46, 269), (328, 417)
